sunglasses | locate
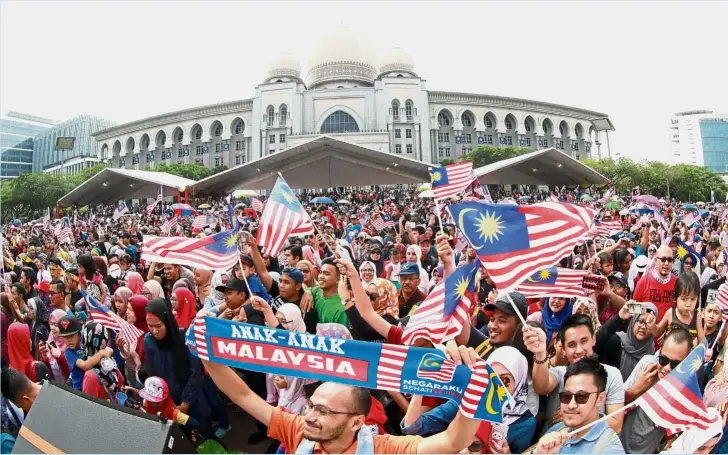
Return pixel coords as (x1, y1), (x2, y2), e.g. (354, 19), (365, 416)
(658, 354), (681, 369)
(656, 256), (674, 263)
(558, 391), (600, 405)
(366, 292), (378, 301)
(370, 250), (381, 255)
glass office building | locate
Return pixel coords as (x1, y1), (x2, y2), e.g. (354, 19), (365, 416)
(0, 112), (56, 179)
(34, 114), (114, 175)
(700, 117), (728, 174)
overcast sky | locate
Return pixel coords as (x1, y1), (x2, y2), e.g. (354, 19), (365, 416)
(2, 1), (727, 162)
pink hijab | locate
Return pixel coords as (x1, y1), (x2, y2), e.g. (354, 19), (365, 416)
(126, 272), (144, 295)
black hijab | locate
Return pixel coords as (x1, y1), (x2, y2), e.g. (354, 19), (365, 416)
(145, 298), (189, 383)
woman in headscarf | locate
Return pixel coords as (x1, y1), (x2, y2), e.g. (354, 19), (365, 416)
(125, 271), (145, 295)
(142, 280), (165, 301)
(143, 298), (228, 439)
(594, 302), (658, 380)
(81, 321), (125, 404)
(78, 254), (107, 305)
(296, 260), (317, 288)
(265, 304), (308, 415)
(203, 270), (229, 312)
(119, 295), (149, 386)
(301, 245), (322, 269)
(171, 288), (196, 330)
(405, 244), (429, 294)
(540, 297), (574, 347)
(25, 295), (50, 356)
(1, 311), (9, 364)
(359, 261), (377, 287)
(487, 346), (537, 453)
(112, 286), (133, 317)
(45, 309), (71, 382)
(8, 322), (51, 382)
(572, 296), (601, 332)
(366, 242), (385, 277)
(171, 277), (195, 295)
(193, 268), (212, 306)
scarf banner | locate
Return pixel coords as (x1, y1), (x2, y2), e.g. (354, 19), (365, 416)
(186, 317), (509, 423)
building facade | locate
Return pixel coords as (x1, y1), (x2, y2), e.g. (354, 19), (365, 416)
(34, 114), (115, 176)
(699, 117), (728, 178)
(0, 112), (56, 179)
(669, 110), (728, 181)
(93, 27), (611, 173)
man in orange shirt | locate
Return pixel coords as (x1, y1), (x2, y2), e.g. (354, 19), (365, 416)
(202, 345), (484, 454)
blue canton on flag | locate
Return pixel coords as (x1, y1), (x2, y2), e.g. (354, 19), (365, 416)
(417, 352), (457, 383)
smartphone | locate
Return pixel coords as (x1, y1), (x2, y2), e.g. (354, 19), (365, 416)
(48, 340), (58, 349)
(582, 274), (605, 292)
(628, 302), (647, 315)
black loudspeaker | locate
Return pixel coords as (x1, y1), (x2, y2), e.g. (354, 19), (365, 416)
(12, 381), (197, 453)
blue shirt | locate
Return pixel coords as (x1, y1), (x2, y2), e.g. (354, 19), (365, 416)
(64, 347), (86, 390)
(546, 419), (625, 454)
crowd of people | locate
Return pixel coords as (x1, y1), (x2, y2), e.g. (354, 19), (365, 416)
(1, 187), (728, 454)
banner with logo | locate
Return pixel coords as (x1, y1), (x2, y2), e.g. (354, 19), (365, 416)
(186, 317), (509, 423)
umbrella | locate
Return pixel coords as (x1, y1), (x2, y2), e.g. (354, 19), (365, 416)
(518, 196), (532, 201)
(580, 194), (594, 202)
(696, 202), (706, 207)
(234, 203), (247, 210)
(605, 200), (622, 210)
(417, 183), (431, 192)
(499, 198), (518, 205)
(311, 197), (336, 204)
(699, 209), (709, 218)
(683, 203), (697, 210)
(336, 199), (351, 205)
(198, 203), (212, 209)
(232, 189), (259, 198)
(633, 195), (662, 207)
(619, 209), (630, 216)
(418, 190), (434, 198)
(170, 203), (197, 216)
(12, 219), (21, 225)
(658, 198), (666, 203)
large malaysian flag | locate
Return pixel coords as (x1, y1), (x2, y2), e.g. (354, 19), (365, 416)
(429, 162), (474, 200)
(142, 230), (240, 270)
(517, 267), (588, 298)
(256, 176), (313, 256)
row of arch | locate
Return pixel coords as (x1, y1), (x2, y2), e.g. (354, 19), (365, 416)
(102, 117), (247, 158)
(391, 99), (415, 119)
(435, 108), (592, 139)
(265, 104), (289, 127)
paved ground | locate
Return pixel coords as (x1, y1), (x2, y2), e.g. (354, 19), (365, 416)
(218, 405), (278, 453)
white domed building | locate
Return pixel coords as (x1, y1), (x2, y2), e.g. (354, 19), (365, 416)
(93, 26), (611, 189)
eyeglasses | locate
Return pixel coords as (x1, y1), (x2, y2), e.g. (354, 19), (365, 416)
(635, 317), (650, 328)
(304, 400), (360, 417)
(558, 391), (600, 405)
(366, 292), (378, 301)
(499, 376), (512, 389)
(658, 354), (681, 369)
(361, 269), (375, 274)
(370, 251), (381, 255)
(142, 291), (151, 296)
(277, 318), (292, 325)
(656, 256), (674, 263)
(466, 440), (485, 453)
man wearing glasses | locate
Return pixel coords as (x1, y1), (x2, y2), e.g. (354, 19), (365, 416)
(620, 327), (693, 454)
(632, 245), (677, 321)
(524, 357), (625, 454)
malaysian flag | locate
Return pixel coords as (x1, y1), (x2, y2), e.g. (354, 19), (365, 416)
(161, 216), (178, 235)
(550, 192), (560, 203)
(416, 352), (457, 382)
(716, 283), (728, 322)
(146, 185), (163, 214)
(55, 217), (73, 244)
(595, 218), (622, 237)
(82, 290), (144, 344)
(375, 344), (408, 390)
(142, 230), (240, 270)
(598, 188), (614, 204)
(448, 201), (595, 292)
(251, 197), (265, 213)
(636, 340), (721, 433)
(517, 267), (588, 298)
(372, 214), (395, 232)
(682, 212), (703, 228)
(402, 260), (480, 345)
(675, 237), (702, 275)
(256, 176), (313, 256)
(458, 360), (510, 420)
(429, 162), (474, 200)
(192, 215), (218, 230)
(113, 201), (129, 220)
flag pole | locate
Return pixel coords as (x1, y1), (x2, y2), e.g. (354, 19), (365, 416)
(566, 403), (634, 438)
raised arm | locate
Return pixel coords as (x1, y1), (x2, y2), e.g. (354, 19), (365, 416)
(335, 258), (392, 339)
(248, 235), (273, 291)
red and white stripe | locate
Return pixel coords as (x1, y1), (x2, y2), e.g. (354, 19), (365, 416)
(141, 234), (239, 271)
(517, 268), (588, 298)
(85, 295), (144, 345)
(193, 317), (209, 360)
(595, 218), (622, 237)
(257, 201), (313, 257)
(458, 360), (490, 419)
(432, 162), (474, 200)
(146, 188), (162, 214)
(418, 358), (457, 382)
(401, 282), (471, 346)
(251, 197), (265, 213)
(375, 344), (408, 390)
(716, 283), (728, 322)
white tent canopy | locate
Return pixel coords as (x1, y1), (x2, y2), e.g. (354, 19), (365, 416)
(58, 168), (197, 207)
(473, 147), (610, 186)
(193, 135), (433, 194)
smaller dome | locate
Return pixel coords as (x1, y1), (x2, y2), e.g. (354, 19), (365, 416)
(266, 52), (301, 80)
(379, 46), (415, 75)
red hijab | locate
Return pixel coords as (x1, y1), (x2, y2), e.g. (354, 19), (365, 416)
(128, 295), (149, 334)
(8, 322), (37, 381)
(173, 288), (196, 330)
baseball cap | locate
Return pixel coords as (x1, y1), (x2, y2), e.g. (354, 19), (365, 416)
(484, 292), (528, 321)
(108, 263), (122, 279)
(239, 255), (254, 267)
(33, 281), (50, 293)
(215, 277), (250, 295)
(57, 315), (83, 337)
(399, 262), (420, 276)
(281, 267), (304, 283)
(633, 255), (648, 273)
(139, 376), (169, 403)
(608, 272), (628, 287)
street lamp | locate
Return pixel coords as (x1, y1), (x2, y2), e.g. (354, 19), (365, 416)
(55, 136), (76, 175)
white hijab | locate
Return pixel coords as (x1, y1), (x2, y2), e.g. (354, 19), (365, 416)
(665, 407), (723, 453)
(359, 261), (377, 287)
(489, 346), (530, 425)
(406, 244), (429, 294)
(209, 270), (230, 306)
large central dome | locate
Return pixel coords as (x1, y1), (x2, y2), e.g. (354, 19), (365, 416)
(306, 26), (378, 88)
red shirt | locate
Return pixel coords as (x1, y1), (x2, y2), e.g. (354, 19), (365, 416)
(632, 271), (676, 322)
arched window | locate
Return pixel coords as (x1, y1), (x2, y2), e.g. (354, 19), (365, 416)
(320, 111), (359, 134)
(280, 105), (288, 126)
(437, 112), (451, 127)
(193, 126), (202, 140)
(461, 113), (472, 127)
(505, 118), (513, 130)
(235, 120), (245, 135)
(405, 100), (413, 120)
(267, 106), (275, 127)
(392, 100), (400, 120)
(176, 130), (183, 142)
(485, 116), (493, 129)
(214, 124), (222, 137)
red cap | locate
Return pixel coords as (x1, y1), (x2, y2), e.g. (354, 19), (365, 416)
(33, 281), (50, 293)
